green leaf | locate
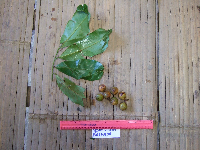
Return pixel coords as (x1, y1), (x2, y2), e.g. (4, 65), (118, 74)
(59, 28), (112, 61)
(58, 44), (85, 61)
(56, 75), (85, 106)
(56, 59), (104, 81)
(60, 4), (90, 48)
(76, 4), (89, 14)
(59, 38), (83, 49)
(81, 71), (104, 81)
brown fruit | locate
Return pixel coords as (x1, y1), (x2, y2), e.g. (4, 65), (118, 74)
(99, 84), (106, 92)
(118, 91), (126, 100)
(110, 87), (118, 95)
(110, 97), (118, 105)
(103, 91), (111, 99)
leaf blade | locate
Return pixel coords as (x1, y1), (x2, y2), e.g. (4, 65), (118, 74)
(56, 59), (104, 81)
(56, 75), (85, 106)
(59, 28), (112, 61)
(78, 28), (112, 57)
(60, 4), (90, 47)
(59, 44), (85, 61)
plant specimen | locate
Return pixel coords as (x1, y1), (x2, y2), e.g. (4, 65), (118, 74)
(52, 4), (112, 106)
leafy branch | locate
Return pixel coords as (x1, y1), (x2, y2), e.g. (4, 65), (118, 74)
(52, 4), (112, 107)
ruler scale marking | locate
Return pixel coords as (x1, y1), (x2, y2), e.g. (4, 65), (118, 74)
(60, 120), (153, 130)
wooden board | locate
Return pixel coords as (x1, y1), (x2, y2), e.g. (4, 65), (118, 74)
(0, 0), (35, 149)
(158, 0), (200, 149)
(3, 0), (200, 149)
(26, 0), (157, 149)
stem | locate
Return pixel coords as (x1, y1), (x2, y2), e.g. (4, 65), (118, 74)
(52, 46), (62, 80)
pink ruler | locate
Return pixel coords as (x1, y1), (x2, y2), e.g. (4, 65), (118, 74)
(60, 120), (153, 130)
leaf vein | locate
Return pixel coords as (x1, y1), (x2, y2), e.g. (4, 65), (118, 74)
(62, 33), (109, 58)
(62, 62), (79, 77)
(60, 78), (84, 98)
(62, 14), (88, 46)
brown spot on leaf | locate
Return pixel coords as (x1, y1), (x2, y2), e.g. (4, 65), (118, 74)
(49, 26), (52, 29)
(52, 8), (55, 12)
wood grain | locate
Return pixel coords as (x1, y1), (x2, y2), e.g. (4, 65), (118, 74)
(24, 0), (158, 149)
(0, 0), (35, 149)
(159, 0), (200, 149)
(2, 0), (199, 149)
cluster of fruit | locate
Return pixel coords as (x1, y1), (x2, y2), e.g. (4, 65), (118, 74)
(95, 84), (129, 111)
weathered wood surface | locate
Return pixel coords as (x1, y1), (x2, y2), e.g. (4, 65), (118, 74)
(1, 0), (200, 149)
(159, 0), (200, 149)
(0, 0), (35, 150)
(26, 0), (157, 149)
